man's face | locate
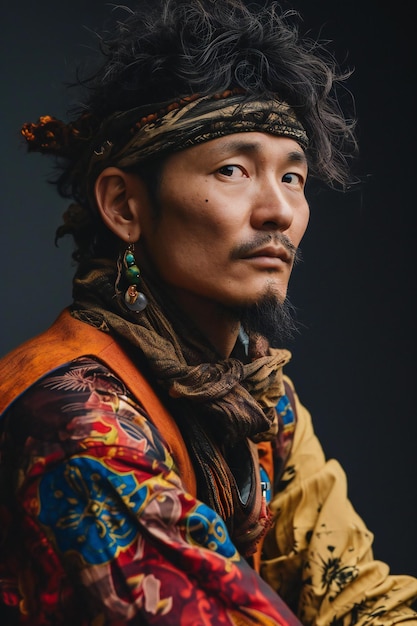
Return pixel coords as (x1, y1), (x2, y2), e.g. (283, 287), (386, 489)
(138, 132), (310, 313)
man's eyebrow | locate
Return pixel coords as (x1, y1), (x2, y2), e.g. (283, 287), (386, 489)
(287, 150), (308, 164)
(209, 138), (263, 155)
(208, 137), (307, 163)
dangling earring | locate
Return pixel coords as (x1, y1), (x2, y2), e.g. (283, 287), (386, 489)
(123, 244), (148, 312)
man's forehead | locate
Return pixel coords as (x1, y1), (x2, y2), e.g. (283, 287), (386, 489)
(203, 133), (307, 161)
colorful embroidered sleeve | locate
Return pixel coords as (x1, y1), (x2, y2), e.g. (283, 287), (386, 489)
(261, 376), (417, 626)
(0, 357), (299, 626)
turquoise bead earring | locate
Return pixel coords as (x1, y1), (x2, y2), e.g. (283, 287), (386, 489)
(123, 244), (148, 312)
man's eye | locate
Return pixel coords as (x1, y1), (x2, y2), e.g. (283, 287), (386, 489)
(282, 172), (302, 185)
(218, 165), (244, 177)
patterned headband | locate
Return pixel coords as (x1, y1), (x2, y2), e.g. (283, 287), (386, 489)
(89, 90), (308, 171)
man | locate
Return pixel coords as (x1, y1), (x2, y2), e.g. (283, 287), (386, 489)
(0, 1), (416, 624)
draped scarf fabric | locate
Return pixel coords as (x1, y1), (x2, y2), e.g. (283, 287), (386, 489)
(71, 259), (291, 556)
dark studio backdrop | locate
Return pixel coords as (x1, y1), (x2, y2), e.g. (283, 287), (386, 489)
(1, 0), (416, 576)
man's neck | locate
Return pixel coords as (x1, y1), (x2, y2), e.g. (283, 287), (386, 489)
(166, 289), (241, 358)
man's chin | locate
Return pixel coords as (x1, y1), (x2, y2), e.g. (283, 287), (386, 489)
(233, 292), (298, 348)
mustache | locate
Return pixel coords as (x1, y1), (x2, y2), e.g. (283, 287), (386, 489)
(230, 233), (301, 263)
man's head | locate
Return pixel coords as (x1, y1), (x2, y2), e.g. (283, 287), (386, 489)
(22, 0), (356, 258)
(21, 0), (356, 348)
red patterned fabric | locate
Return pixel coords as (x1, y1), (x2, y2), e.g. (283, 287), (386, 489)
(0, 356), (300, 626)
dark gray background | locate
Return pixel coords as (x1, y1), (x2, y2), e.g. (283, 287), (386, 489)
(1, 1), (416, 576)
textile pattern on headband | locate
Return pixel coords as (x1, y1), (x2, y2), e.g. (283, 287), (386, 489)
(89, 91), (309, 174)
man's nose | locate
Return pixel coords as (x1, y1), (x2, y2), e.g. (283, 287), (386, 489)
(250, 178), (294, 232)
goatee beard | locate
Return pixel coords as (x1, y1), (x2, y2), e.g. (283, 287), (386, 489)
(236, 293), (298, 348)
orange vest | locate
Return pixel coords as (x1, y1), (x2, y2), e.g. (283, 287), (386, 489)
(0, 309), (274, 570)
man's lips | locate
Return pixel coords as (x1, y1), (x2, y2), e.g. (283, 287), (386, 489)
(241, 244), (293, 264)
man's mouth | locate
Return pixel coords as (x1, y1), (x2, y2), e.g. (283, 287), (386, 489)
(242, 244), (293, 264)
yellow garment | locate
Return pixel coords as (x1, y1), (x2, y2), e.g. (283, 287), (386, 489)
(261, 377), (417, 625)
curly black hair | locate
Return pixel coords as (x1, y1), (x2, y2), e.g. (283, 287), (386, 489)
(26, 0), (358, 260)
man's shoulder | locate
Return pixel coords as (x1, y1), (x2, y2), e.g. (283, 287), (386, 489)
(0, 308), (114, 414)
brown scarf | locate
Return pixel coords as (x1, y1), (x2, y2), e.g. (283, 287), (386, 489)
(71, 259), (290, 556)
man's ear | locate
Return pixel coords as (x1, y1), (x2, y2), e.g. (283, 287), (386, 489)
(94, 167), (147, 242)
